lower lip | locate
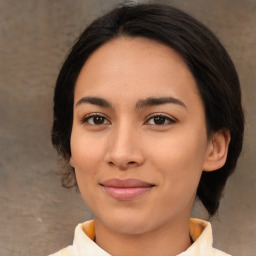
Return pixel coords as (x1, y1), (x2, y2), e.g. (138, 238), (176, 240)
(103, 186), (153, 200)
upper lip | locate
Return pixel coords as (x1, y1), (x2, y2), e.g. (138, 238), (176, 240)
(100, 178), (155, 188)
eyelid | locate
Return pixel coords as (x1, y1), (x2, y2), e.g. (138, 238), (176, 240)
(79, 112), (176, 126)
(80, 112), (111, 125)
(144, 113), (177, 125)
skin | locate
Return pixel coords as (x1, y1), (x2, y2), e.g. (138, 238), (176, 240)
(70, 37), (230, 256)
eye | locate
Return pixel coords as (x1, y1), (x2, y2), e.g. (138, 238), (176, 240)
(81, 114), (110, 125)
(145, 114), (176, 126)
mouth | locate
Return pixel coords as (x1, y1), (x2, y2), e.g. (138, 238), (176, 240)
(100, 178), (155, 200)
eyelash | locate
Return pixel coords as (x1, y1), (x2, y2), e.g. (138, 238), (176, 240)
(80, 113), (110, 125)
(144, 113), (176, 126)
(80, 113), (176, 126)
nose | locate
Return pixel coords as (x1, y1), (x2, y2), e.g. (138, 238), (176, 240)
(105, 123), (145, 170)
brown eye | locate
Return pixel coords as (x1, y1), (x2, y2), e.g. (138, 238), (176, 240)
(82, 114), (110, 125)
(146, 115), (176, 126)
(153, 116), (166, 125)
(92, 116), (105, 124)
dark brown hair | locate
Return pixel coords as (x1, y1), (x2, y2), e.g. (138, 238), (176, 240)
(52, 3), (244, 216)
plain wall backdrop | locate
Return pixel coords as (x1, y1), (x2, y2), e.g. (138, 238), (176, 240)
(0, 0), (255, 255)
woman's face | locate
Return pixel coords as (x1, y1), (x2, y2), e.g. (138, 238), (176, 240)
(70, 37), (212, 234)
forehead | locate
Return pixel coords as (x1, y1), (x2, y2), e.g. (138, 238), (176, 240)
(74, 36), (201, 107)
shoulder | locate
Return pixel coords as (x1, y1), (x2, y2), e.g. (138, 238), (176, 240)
(212, 248), (231, 256)
(47, 220), (110, 256)
(48, 245), (74, 256)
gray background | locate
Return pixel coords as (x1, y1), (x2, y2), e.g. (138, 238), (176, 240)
(0, 0), (255, 255)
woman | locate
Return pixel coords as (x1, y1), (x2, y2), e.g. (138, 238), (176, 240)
(50, 3), (244, 256)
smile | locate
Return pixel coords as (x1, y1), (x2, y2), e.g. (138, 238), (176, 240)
(100, 178), (155, 200)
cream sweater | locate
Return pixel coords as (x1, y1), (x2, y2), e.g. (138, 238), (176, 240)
(49, 218), (231, 256)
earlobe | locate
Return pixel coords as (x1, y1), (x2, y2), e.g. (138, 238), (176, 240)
(70, 156), (75, 167)
(203, 129), (231, 172)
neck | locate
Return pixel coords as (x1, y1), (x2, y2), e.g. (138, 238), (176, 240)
(94, 216), (192, 256)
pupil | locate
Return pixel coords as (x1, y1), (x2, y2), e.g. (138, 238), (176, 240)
(94, 116), (104, 124)
(154, 116), (165, 125)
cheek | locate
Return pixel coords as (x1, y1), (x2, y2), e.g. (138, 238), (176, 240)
(152, 132), (207, 168)
(70, 131), (105, 188)
(149, 127), (208, 189)
(70, 129), (104, 165)
(70, 133), (104, 210)
(147, 137), (204, 217)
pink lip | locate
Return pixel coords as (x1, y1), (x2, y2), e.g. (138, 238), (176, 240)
(101, 178), (155, 200)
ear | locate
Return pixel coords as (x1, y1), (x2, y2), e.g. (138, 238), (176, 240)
(70, 156), (75, 167)
(203, 129), (231, 172)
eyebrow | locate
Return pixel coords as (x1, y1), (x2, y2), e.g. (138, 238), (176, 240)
(75, 96), (186, 110)
(136, 97), (187, 110)
(75, 97), (112, 108)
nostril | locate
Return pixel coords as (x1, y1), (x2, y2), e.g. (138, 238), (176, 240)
(108, 161), (114, 166)
(128, 161), (136, 165)
(107, 160), (138, 168)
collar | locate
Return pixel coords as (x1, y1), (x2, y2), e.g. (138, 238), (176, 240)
(70, 218), (221, 256)
(178, 218), (214, 255)
(73, 220), (111, 255)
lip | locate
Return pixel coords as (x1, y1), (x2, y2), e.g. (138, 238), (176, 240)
(100, 178), (155, 200)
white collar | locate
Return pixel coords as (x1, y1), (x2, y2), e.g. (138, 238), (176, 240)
(61, 218), (230, 256)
